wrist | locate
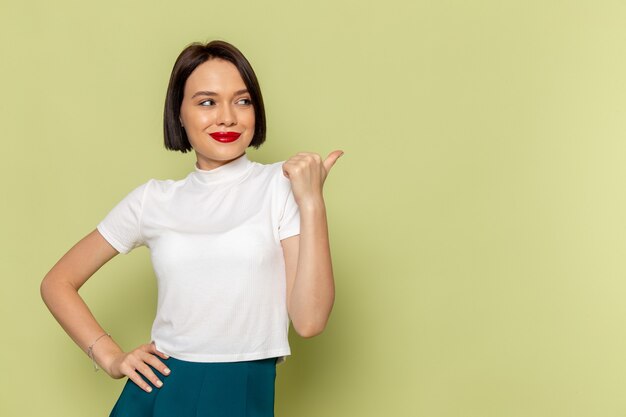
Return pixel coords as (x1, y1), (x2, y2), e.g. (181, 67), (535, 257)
(89, 336), (123, 375)
(296, 196), (326, 212)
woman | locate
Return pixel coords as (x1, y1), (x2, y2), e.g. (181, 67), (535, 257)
(40, 40), (341, 417)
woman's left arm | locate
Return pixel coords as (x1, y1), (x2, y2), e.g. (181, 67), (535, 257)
(281, 150), (343, 338)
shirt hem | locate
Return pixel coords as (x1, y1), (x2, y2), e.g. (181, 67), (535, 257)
(279, 228), (300, 241)
(96, 224), (130, 254)
(157, 347), (292, 363)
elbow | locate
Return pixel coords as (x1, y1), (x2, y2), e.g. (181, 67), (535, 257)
(293, 319), (328, 338)
(295, 325), (324, 339)
(290, 298), (335, 338)
(40, 273), (70, 306)
(40, 275), (55, 304)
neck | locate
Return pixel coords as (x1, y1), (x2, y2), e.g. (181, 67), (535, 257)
(195, 152), (247, 171)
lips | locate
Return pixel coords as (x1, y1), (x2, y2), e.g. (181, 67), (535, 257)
(209, 132), (241, 143)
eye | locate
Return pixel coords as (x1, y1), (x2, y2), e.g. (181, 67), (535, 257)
(236, 98), (252, 105)
(199, 99), (215, 106)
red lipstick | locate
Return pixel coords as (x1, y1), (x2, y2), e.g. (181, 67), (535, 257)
(209, 132), (241, 143)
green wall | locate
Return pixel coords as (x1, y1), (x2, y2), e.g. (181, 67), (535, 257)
(3, 1), (626, 416)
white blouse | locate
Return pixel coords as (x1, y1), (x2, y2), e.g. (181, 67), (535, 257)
(97, 153), (300, 363)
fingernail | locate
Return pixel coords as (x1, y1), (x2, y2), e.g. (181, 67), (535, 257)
(146, 386), (153, 393)
(156, 380), (163, 387)
(163, 354), (169, 359)
(164, 368), (171, 374)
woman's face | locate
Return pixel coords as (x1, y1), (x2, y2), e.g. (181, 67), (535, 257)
(180, 58), (255, 170)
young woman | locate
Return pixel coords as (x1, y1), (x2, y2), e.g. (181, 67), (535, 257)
(40, 40), (341, 417)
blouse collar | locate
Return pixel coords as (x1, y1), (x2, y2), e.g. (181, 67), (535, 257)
(191, 153), (253, 186)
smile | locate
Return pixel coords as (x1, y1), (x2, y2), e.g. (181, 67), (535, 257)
(209, 132), (241, 143)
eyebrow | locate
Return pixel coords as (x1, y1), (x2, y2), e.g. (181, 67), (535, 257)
(191, 89), (249, 99)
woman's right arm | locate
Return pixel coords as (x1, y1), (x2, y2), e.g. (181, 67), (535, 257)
(40, 229), (170, 393)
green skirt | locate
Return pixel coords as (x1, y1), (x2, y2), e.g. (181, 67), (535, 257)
(108, 356), (278, 417)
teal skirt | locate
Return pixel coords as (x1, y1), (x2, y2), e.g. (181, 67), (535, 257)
(109, 356), (278, 417)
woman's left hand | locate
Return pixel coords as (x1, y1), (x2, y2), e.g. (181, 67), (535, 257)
(282, 150), (343, 207)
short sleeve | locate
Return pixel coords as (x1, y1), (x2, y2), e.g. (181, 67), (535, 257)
(278, 176), (300, 241)
(96, 180), (151, 254)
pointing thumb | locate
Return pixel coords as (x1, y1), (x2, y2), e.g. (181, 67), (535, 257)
(323, 150), (344, 173)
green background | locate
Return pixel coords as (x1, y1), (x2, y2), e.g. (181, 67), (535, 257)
(2, 0), (626, 416)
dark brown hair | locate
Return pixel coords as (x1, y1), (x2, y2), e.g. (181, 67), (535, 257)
(163, 40), (266, 152)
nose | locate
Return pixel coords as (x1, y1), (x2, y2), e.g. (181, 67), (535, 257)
(217, 103), (236, 126)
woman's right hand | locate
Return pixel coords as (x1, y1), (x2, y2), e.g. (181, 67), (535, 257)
(106, 341), (171, 392)
(39, 231), (171, 394)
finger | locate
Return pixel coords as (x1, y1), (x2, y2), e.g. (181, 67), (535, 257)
(144, 351), (171, 377)
(135, 359), (164, 389)
(282, 161), (306, 179)
(282, 160), (302, 178)
(150, 341), (170, 359)
(126, 368), (155, 393)
(323, 150), (344, 173)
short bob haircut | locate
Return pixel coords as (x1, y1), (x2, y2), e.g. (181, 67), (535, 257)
(164, 40), (266, 152)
